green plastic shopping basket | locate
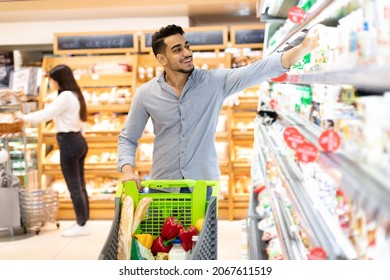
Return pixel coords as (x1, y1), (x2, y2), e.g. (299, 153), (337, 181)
(99, 179), (219, 260)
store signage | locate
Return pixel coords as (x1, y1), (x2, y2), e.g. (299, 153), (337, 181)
(0, 52), (13, 88)
(296, 141), (318, 163)
(319, 130), (342, 152)
(141, 27), (228, 52)
(288, 6), (305, 23)
(146, 31), (224, 47)
(58, 34), (133, 50)
(235, 29), (264, 44)
(54, 31), (138, 54)
(185, 30), (225, 50)
(140, 30), (155, 52)
(230, 25), (265, 48)
(283, 127), (305, 150)
(144, 33), (153, 48)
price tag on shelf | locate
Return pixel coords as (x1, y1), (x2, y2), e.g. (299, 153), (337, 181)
(270, 99), (278, 109)
(288, 6), (305, 23)
(283, 127), (305, 150)
(283, 127), (300, 138)
(308, 247), (328, 260)
(271, 73), (287, 83)
(319, 130), (342, 152)
(296, 141), (318, 163)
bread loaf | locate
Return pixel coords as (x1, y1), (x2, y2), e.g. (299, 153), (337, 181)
(117, 196), (134, 260)
(131, 197), (153, 236)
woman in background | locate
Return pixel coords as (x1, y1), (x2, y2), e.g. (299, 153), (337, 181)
(16, 64), (89, 237)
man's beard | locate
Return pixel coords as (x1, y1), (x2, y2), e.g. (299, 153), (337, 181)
(177, 66), (194, 74)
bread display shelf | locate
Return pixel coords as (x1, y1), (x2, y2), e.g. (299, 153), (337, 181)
(57, 198), (115, 220)
(87, 104), (130, 113)
(233, 193), (249, 201)
(134, 162), (152, 172)
(75, 73), (133, 87)
(42, 167), (118, 176)
(216, 132), (229, 140)
(232, 129), (254, 139)
(231, 111), (256, 139)
(232, 161), (251, 172)
(42, 133), (120, 144)
(138, 134), (155, 143)
(42, 148), (117, 165)
(233, 99), (258, 110)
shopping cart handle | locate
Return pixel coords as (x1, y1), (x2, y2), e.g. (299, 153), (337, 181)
(141, 179), (197, 189)
(141, 179), (220, 189)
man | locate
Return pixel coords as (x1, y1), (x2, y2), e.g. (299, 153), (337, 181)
(117, 24), (320, 191)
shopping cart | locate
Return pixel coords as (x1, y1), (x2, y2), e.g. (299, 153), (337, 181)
(99, 179), (219, 260)
(19, 189), (60, 235)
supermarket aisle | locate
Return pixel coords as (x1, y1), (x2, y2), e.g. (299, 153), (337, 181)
(0, 220), (246, 260)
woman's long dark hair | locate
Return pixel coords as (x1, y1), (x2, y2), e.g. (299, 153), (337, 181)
(48, 64), (87, 121)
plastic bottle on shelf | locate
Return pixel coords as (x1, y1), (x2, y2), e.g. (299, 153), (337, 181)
(168, 238), (188, 260)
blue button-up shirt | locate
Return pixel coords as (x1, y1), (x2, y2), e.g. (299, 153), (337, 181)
(117, 52), (286, 180)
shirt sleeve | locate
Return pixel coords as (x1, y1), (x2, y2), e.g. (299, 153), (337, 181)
(22, 91), (70, 124)
(223, 52), (288, 97)
(117, 90), (150, 172)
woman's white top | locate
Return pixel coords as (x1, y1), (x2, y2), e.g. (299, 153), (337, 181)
(23, 90), (84, 133)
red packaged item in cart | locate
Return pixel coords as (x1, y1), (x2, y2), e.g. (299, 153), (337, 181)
(161, 216), (183, 240)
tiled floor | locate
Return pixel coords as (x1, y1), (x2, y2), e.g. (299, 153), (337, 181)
(0, 219), (246, 260)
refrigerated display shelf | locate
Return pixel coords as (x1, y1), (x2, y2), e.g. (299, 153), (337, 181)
(247, 216), (268, 260)
(285, 65), (390, 92)
(279, 109), (390, 232)
(250, 123), (307, 260)
(264, 0), (336, 55)
(256, 120), (357, 259)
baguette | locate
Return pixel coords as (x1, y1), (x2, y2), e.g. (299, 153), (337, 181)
(117, 196), (134, 260)
(131, 197), (153, 236)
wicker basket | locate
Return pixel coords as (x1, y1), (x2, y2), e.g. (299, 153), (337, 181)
(0, 90), (24, 136)
(0, 121), (24, 135)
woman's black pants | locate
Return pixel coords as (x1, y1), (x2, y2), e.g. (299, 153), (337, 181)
(56, 132), (89, 226)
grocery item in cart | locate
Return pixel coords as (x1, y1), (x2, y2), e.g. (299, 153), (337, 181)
(117, 196), (134, 260)
(99, 179), (219, 260)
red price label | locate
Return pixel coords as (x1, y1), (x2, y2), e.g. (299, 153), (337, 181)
(319, 130), (342, 152)
(283, 127), (300, 139)
(283, 127), (305, 150)
(270, 99), (278, 109)
(271, 73), (287, 82)
(285, 133), (305, 150)
(308, 247), (328, 260)
(296, 141), (318, 163)
(288, 6), (305, 23)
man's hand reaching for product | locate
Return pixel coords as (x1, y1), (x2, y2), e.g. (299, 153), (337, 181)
(121, 165), (142, 191)
(281, 23), (323, 69)
(300, 24), (322, 53)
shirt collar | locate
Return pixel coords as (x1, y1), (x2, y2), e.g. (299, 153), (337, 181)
(157, 71), (166, 84)
(157, 69), (196, 84)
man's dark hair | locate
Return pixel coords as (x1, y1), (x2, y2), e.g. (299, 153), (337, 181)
(152, 24), (185, 56)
